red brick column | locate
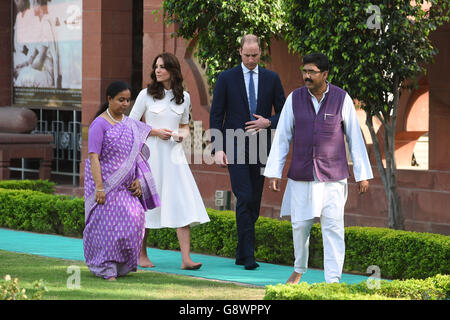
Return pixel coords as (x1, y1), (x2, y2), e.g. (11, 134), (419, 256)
(79, 0), (133, 186)
(0, 1), (12, 106)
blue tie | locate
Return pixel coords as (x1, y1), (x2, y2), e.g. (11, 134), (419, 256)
(248, 70), (257, 120)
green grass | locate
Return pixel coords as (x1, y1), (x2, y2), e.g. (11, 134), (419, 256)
(0, 250), (266, 300)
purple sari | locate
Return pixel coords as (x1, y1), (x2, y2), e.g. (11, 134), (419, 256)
(83, 116), (160, 279)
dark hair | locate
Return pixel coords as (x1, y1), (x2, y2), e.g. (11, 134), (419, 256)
(147, 52), (184, 105)
(302, 53), (330, 72)
(94, 81), (131, 119)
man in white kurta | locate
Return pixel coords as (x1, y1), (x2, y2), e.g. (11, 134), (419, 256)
(264, 54), (373, 284)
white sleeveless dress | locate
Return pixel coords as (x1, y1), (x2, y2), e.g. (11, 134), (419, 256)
(129, 88), (210, 228)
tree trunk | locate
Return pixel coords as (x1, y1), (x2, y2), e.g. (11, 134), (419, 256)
(365, 107), (404, 230)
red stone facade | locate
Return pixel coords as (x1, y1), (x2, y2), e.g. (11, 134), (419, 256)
(0, 0), (448, 234)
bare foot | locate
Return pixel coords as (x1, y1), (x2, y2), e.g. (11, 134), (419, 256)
(286, 271), (302, 284)
(139, 255), (155, 268)
(106, 277), (116, 281)
(181, 261), (202, 270)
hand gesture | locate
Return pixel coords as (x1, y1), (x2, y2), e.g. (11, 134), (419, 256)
(95, 190), (106, 204)
(214, 150), (228, 168)
(245, 114), (271, 135)
(358, 180), (369, 194)
(156, 128), (173, 140)
(129, 179), (142, 197)
(268, 178), (281, 192)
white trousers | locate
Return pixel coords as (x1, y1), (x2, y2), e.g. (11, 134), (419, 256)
(292, 215), (345, 283)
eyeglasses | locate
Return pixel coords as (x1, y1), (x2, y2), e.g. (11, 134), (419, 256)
(301, 69), (322, 76)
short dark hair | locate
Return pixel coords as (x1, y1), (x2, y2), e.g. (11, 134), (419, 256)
(302, 53), (329, 72)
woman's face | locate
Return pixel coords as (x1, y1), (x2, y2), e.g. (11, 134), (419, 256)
(154, 57), (171, 86)
(108, 89), (131, 115)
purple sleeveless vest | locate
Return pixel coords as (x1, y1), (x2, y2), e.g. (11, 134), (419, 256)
(287, 84), (350, 182)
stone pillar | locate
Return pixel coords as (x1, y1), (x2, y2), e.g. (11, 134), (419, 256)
(428, 22), (450, 171)
(0, 1), (12, 106)
(79, 0), (133, 186)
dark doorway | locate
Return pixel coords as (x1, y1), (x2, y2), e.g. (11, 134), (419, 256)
(131, 0), (143, 100)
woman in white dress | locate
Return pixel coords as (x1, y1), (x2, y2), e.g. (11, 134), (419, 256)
(129, 52), (210, 270)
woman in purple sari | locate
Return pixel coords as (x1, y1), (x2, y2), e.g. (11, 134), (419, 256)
(83, 81), (160, 281)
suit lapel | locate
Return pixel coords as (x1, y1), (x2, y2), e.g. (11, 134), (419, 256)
(257, 67), (264, 114)
(237, 66), (250, 111)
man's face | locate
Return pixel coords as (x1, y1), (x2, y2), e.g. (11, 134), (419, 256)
(302, 63), (328, 91)
(240, 42), (261, 70)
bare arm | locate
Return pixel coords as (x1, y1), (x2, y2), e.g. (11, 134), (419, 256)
(88, 153), (105, 204)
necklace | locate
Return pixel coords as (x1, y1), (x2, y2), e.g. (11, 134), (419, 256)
(106, 108), (123, 123)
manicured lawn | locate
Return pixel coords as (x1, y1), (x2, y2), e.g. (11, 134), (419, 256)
(0, 250), (266, 300)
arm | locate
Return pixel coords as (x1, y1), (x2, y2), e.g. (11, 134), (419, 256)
(129, 89), (147, 121)
(268, 73), (286, 129)
(342, 93), (373, 193)
(264, 93), (294, 191)
(88, 153), (106, 204)
(245, 73), (286, 134)
(210, 72), (227, 154)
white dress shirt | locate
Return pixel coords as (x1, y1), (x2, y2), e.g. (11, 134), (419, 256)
(263, 84), (373, 221)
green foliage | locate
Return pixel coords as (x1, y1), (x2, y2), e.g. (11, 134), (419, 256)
(264, 274), (450, 300)
(162, 0), (286, 91)
(0, 188), (84, 236)
(0, 186), (448, 280)
(0, 275), (47, 300)
(0, 179), (55, 194)
(284, 0), (449, 116)
(343, 226), (450, 279)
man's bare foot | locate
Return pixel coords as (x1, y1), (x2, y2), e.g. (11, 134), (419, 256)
(106, 277), (116, 281)
(139, 256), (155, 268)
(181, 261), (202, 270)
(286, 271), (302, 284)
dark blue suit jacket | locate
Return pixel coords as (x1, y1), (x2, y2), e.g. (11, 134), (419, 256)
(210, 65), (285, 163)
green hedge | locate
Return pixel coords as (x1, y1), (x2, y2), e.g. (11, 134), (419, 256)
(0, 188), (84, 237)
(0, 180), (55, 194)
(264, 274), (450, 300)
(0, 185), (449, 281)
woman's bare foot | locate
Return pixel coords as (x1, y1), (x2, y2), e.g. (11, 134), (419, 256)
(139, 255), (155, 268)
(106, 277), (117, 281)
(181, 261), (202, 270)
(286, 271), (302, 284)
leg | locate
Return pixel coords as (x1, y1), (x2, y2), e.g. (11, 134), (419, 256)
(289, 218), (314, 284)
(320, 182), (347, 283)
(176, 225), (202, 270)
(320, 215), (345, 284)
(139, 229), (154, 268)
(228, 164), (259, 269)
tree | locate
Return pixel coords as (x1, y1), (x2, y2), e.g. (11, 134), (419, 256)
(162, 0), (286, 91)
(283, 0), (449, 229)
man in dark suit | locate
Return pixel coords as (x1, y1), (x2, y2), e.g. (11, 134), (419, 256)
(210, 34), (285, 270)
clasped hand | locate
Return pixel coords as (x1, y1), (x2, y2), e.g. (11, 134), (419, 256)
(245, 114), (270, 135)
(128, 179), (142, 197)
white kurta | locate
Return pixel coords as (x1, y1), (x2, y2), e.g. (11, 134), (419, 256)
(129, 88), (210, 229)
(264, 85), (373, 222)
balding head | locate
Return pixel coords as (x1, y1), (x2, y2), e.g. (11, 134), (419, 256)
(240, 34), (261, 49)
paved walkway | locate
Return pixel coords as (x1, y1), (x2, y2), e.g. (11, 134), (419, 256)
(0, 228), (370, 287)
